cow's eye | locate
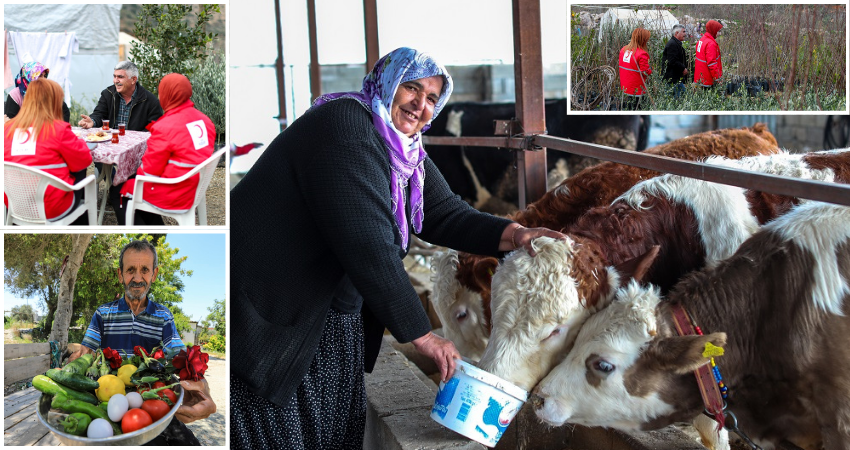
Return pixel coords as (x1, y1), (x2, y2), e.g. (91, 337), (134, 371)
(542, 326), (564, 342)
(456, 310), (468, 321)
(593, 359), (615, 374)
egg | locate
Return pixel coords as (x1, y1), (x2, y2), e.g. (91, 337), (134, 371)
(107, 393), (129, 422)
(86, 418), (114, 438)
(125, 391), (143, 409)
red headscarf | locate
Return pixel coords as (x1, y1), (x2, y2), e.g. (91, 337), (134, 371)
(706, 20), (723, 39)
(158, 73), (193, 112)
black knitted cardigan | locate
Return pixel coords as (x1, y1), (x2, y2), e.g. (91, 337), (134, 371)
(230, 99), (512, 406)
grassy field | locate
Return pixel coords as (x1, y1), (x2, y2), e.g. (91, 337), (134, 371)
(571, 4), (847, 111)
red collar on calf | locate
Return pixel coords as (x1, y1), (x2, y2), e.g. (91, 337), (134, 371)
(669, 302), (726, 430)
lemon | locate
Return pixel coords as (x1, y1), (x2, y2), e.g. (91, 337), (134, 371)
(117, 364), (138, 387)
(95, 375), (126, 402)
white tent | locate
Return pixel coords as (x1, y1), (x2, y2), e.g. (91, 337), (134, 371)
(598, 8), (679, 41)
(5, 4), (121, 112)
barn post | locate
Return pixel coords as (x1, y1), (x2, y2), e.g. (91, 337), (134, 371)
(512, 0), (548, 209)
(363, 0), (380, 72)
(274, 0), (288, 131)
(306, 0), (321, 102)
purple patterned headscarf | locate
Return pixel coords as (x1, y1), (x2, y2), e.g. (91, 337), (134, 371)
(14, 62), (49, 99)
(312, 47), (453, 250)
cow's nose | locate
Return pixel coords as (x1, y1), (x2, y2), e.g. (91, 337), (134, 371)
(529, 393), (545, 410)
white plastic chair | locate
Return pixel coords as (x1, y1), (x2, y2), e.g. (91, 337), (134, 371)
(4, 162), (97, 226)
(125, 147), (226, 226)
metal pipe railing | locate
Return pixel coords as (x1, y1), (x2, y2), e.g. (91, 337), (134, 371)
(422, 134), (850, 207)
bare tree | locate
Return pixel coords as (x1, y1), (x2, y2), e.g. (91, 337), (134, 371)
(48, 234), (93, 350)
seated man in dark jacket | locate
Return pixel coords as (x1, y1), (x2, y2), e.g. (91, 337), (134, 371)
(661, 24), (689, 98)
(77, 60), (163, 132)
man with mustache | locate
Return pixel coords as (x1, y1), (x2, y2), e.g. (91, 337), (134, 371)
(69, 240), (216, 443)
(77, 60), (162, 131)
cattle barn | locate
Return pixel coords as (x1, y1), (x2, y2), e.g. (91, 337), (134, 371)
(273, 1), (850, 449)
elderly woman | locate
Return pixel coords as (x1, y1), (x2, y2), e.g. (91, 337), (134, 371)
(5, 62), (71, 122)
(4, 78), (91, 224)
(229, 47), (566, 449)
(618, 27), (652, 110)
(110, 73), (216, 225)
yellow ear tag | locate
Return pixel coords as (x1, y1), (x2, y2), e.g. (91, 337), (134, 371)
(488, 268), (495, 277)
(702, 342), (725, 358)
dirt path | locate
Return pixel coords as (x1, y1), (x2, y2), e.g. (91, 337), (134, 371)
(185, 355), (227, 446)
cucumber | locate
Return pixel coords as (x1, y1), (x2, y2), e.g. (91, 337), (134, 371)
(46, 368), (99, 391)
(63, 353), (94, 375)
(32, 375), (98, 405)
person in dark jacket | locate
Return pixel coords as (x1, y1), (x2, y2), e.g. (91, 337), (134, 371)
(229, 47), (566, 450)
(662, 24), (689, 98)
(5, 61), (70, 122)
(77, 60), (163, 132)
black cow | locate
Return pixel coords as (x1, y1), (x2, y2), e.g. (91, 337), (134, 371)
(425, 98), (648, 213)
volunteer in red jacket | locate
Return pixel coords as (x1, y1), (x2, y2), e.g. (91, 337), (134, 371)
(4, 78), (92, 224)
(618, 27), (652, 110)
(115, 73), (216, 225)
(694, 20), (724, 87)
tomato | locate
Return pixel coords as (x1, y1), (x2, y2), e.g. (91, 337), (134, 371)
(160, 388), (178, 404)
(152, 381), (166, 390)
(141, 399), (170, 422)
(121, 408), (153, 433)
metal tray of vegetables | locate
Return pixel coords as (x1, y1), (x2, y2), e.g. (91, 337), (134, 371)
(34, 347), (185, 446)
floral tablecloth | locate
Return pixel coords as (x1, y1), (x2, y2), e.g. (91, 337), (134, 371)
(73, 127), (150, 185)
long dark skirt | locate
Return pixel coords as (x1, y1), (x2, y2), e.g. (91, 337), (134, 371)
(231, 308), (367, 450)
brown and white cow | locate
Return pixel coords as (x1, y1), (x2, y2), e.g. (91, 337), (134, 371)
(431, 125), (782, 360)
(478, 150), (849, 450)
(531, 201), (850, 450)
(477, 174), (765, 391)
(480, 147), (850, 389)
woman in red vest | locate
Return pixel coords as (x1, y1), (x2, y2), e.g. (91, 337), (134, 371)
(4, 78), (92, 224)
(694, 20), (724, 87)
(115, 73), (217, 225)
(618, 27), (652, 110)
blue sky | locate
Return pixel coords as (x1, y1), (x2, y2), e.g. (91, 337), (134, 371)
(4, 233), (226, 324)
(163, 233), (227, 322)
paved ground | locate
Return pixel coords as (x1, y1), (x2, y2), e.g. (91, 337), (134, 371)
(185, 355), (227, 446)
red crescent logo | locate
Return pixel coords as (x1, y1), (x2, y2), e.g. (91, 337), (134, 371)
(192, 124), (204, 139)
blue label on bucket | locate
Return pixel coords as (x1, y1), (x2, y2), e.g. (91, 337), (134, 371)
(481, 397), (510, 441)
(456, 402), (471, 422)
(432, 378), (460, 419)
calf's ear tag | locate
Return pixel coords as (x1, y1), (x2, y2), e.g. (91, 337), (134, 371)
(702, 342), (724, 358)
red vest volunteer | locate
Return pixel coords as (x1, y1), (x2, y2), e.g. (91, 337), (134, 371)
(120, 73), (216, 211)
(5, 112), (92, 220)
(619, 46), (652, 96)
(694, 20), (724, 87)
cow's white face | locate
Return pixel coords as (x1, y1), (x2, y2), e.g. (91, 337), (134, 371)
(431, 250), (489, 360)
(533, 281), (726, 431)
(477, 237), (616, 391)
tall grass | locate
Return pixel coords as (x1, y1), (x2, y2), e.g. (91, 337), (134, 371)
(571, 5), (847, 111)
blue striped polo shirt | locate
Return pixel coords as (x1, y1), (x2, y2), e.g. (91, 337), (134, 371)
(81, 297), (186, 358)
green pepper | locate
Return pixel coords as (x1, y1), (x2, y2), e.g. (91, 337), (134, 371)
(51, 393), (122, 435)
(59, 412), (92, 436)
(98, 401), (109, 412)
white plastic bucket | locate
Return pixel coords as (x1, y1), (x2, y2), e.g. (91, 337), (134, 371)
(430, 359), (528, 447)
